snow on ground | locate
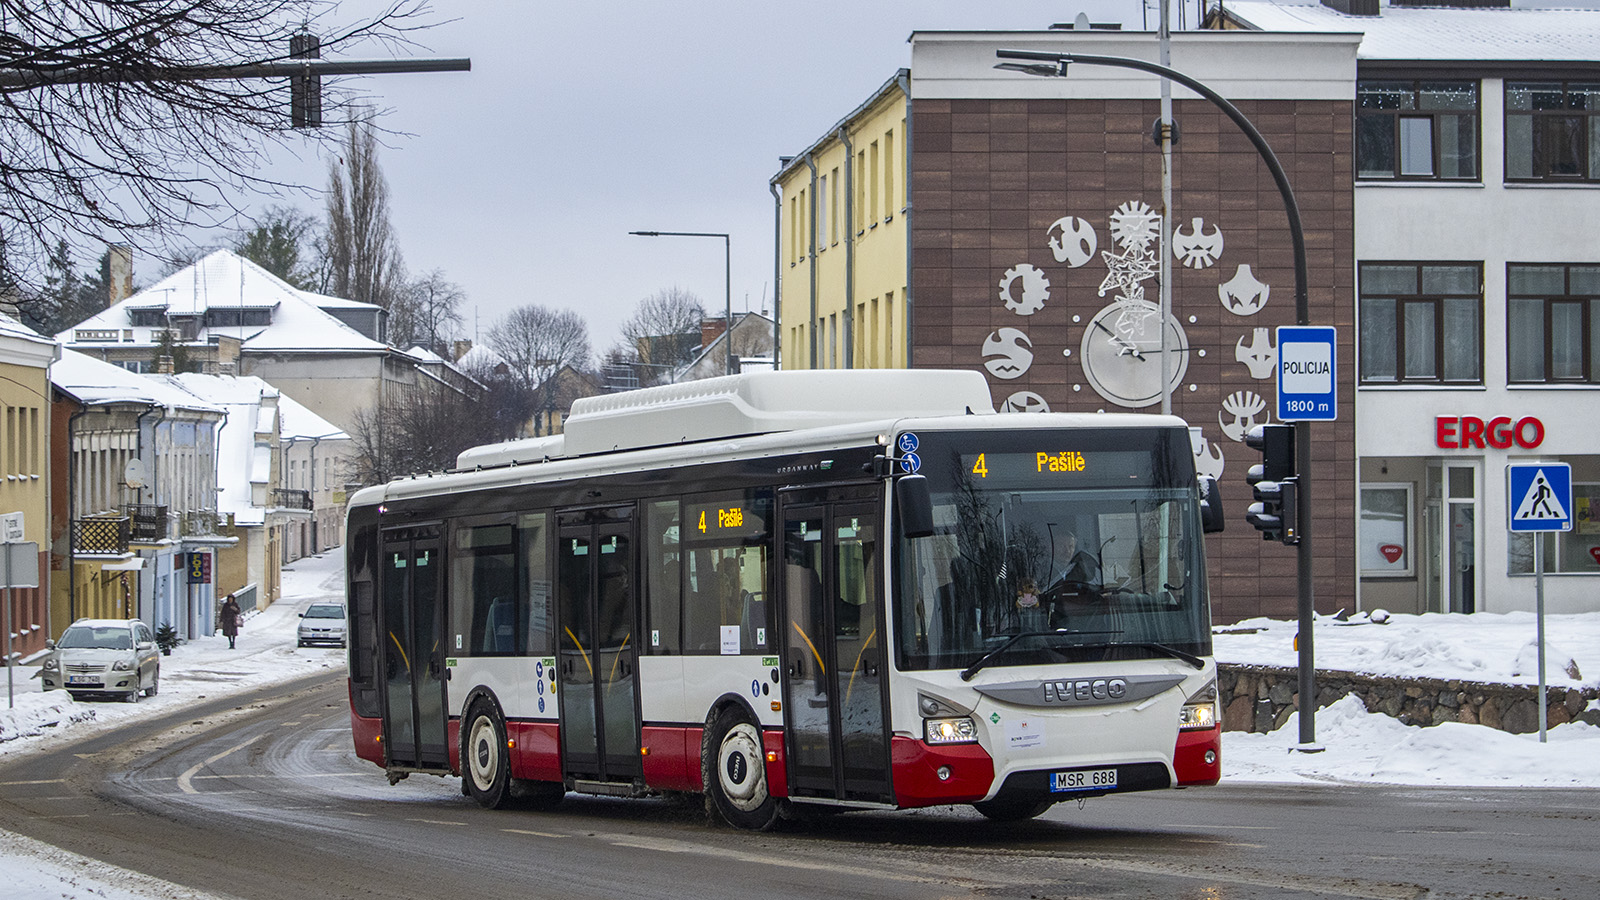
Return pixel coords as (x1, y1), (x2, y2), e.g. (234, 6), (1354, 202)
(3, 556), (1600, 898)
(0, 550), (349, 900)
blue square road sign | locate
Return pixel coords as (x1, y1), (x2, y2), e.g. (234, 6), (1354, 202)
(1507, 463), (1572, 533)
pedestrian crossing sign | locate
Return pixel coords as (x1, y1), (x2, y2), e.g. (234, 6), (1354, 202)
(1507, 463), (1572, 533)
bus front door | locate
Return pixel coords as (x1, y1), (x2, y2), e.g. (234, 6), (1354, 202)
(781, 497), (891, 804)
(379, 527), (449, 771)
(556, 509), (641, 783)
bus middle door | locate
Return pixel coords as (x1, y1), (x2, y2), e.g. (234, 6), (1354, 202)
(556, 507), (641, 784)
(780, 494), (891, 804)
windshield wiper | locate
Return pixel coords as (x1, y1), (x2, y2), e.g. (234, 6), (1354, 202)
(959, 628), (1117, 682)
(1069, 640), (1206, 670)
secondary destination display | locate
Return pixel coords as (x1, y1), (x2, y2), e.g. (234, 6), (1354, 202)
(686, 497), (769, 541)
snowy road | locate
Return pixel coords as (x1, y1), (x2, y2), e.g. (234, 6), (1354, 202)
(1, 670), (1595, 900)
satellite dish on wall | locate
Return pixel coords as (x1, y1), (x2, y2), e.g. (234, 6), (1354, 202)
(124, 458), (151, 489)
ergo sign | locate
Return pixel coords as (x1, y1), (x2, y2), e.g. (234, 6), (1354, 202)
(1435, 415), (1545, 450)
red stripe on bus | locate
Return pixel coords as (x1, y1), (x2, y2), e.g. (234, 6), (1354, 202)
(1173, 727), (1221, 786)
(761, 729), (787, 799)
(889, 736), (994, 808)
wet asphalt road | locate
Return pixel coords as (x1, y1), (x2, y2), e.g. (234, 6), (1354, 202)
(0, 671), (1593, 900)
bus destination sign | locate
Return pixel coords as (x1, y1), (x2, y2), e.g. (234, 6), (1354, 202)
(968, 451), (1088, 479)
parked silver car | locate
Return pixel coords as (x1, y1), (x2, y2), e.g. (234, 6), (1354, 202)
(40, 618), (160, 702)
(297, 602), (347, 648)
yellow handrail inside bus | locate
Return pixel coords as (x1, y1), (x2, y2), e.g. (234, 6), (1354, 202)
(844, 628), (877, 708)
(388, 631), (410, 673)
(564, 626), (594, 678)
(790, 621), (825, 677)
(607, 633), (631, 686)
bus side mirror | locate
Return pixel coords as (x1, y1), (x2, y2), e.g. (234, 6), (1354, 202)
(1199, 475), (1225, 534)
(897, 474), (935, 539)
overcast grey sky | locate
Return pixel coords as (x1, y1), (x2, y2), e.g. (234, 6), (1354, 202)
(254, 1), (1158, 354)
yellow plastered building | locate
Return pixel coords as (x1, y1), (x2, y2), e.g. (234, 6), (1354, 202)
(773, 71), (910, 371)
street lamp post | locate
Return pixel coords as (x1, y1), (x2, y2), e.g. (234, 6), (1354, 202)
(996, 48), (1320, 749)
(629, 230), (734, 376)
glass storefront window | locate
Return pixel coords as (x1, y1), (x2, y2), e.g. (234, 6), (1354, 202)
(1507, 457), (1600, 575)
(1361, 485), (1413, 577)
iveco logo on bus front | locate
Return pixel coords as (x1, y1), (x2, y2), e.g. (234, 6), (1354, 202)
(1043, 677), (1128, 704)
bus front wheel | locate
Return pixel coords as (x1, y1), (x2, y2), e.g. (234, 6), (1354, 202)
(463, 701), (513, 809)
(704, 707), (780, 831)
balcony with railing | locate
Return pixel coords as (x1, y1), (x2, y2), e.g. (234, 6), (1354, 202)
(124, 504), (169, 542)
(272, 489), (313, 510)
(73, 517), (131, 555)
(182, 509), (220, 537)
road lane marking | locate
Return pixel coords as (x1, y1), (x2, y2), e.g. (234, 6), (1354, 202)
(0, 778), (68, 786)
(177, 733), (265, 794)
(407, 818), (467, 826)
(502, 828), (569, 838)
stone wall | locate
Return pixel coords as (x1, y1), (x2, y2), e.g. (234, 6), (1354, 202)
(1220, 665), (1600, 735)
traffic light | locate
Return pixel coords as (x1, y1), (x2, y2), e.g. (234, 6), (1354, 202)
(290, 32), (321, 128)
(1244, 423), (1299, 545)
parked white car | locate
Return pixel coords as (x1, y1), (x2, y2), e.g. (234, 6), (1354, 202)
(297, 602), (347, 648)
(40, 618), (160, 702)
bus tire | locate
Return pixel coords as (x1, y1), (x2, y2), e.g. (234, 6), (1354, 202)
(463, 700), (513, 809)
(704, 706), (779, 831)
(973, 797), (1052, 822)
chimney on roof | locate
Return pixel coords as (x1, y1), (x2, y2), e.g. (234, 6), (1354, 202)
(453, 339), (473, 361)
(701, 316), (729, 350)
(108, 245), (134, 306)
(1320, 0), (1380, 15)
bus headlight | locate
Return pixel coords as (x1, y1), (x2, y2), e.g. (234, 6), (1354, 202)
(1179, 700), (1217, 731)
(924, 717), (977, 745)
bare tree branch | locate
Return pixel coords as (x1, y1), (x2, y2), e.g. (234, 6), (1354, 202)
(0, 0), (440, 289)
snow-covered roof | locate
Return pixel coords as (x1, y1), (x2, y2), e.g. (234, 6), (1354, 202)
(50, 349), (222, 413)
(1217, 0), (1600, 61)
(0, 314), (61, 367)
(164, 373), (280, 525)
(277, 392), (348, 442)
(58, 250), (390, 354)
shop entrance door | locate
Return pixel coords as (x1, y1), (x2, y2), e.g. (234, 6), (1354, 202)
(1427, 463), (1478, 614)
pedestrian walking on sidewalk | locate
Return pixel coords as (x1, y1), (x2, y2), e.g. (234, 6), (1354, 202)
(220, 594), (242, 650)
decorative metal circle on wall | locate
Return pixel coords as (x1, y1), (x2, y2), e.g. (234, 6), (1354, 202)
(1078, 302), (1191, 409)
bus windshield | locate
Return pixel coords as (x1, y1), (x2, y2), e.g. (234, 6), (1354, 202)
(895, 427), (1212, 672)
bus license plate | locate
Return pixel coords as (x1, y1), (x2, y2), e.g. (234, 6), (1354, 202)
(1051, 768), (1117, 792)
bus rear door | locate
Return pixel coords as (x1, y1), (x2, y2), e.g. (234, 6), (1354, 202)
(379, 525), (450, 772)
(780, 491), (892, 804)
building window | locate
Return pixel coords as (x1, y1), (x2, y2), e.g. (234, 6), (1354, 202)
(817, 174), (828, 252)
(1356, 80), (1478, 180)
(829, 167), (840, 245)
(1507, 263), (1600, 383)
(1359, 263), (1482, 384)
(883, 129), (895, 220)
(1360, 484), (1413, 577)
(1506, 82), (1600, 182)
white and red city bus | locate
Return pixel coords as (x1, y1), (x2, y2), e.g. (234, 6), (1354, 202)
(345, 369), (1222, 828)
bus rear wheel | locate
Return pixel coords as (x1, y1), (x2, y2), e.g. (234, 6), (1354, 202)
(704, 706), (780, 831)
(463, 701), (513, 809)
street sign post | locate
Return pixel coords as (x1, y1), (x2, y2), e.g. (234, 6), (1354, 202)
(1276, 325), (1337, 422)
(1, 510), (40, 709)
(1506, 462), (1572, 743)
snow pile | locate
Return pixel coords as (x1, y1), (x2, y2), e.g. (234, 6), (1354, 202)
(0, 827), (224, 900)
(0, 694), (96, 745)
(1225, 695), (1600, 788)
(1214, 609), (1600, 689)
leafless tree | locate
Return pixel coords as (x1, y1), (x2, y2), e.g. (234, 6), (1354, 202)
(0, 1), (436, 291)
(348, 382), (505, 485)
(486, 304), (591, 429)
(392, 268), (465, 355)
(322, 115), (407, 311)
(617, 287), (705, 386)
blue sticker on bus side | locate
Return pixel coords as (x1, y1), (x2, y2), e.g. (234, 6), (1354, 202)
(536, 660), (544, 678)
(751, 679), (761, 698)
(898, 432), (919, 454)
(537, 679), (544, 696)
(538, 697), (545, 714)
